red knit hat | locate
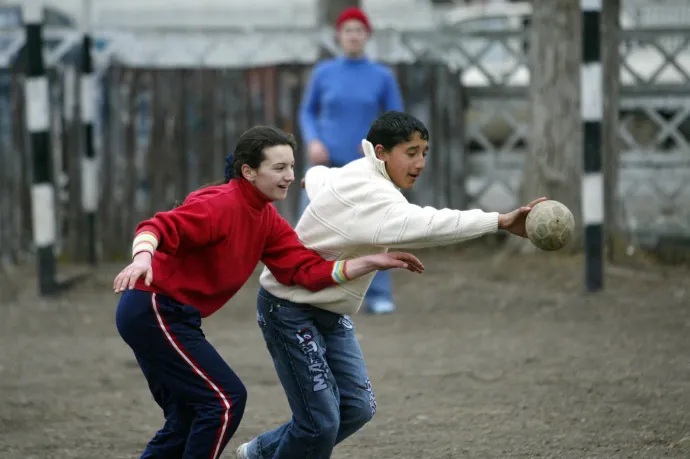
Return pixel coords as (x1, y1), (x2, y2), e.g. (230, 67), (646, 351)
(335, 7), (372, 32)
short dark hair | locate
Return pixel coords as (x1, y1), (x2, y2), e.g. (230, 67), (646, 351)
(366, 111), (429, 151)
(226, 126), (297, 181)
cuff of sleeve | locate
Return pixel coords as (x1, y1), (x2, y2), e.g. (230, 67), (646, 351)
(298, 260), (343, 291)
(481, 212), (500, 233)
(132, 230), (159, 259)
(331, 260), (350, 284)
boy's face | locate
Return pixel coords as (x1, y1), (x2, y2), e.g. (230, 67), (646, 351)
(374, 131), (428, 189)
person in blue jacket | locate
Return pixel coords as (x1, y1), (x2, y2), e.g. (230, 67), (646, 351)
(298, 6), (404, 315)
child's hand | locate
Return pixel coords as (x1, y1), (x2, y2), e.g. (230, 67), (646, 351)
(498, 197), (548, 238)
(113, 252), (154, 294)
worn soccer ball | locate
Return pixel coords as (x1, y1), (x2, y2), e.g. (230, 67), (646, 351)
(525, 200), (575, 251)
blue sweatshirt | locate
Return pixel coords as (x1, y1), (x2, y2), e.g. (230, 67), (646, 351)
(299, 56), (404, 167)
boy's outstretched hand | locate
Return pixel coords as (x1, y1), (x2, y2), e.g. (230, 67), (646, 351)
(498, 197), (548, 238)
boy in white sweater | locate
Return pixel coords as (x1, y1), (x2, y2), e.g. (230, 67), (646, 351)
(238, 111), (545, 459)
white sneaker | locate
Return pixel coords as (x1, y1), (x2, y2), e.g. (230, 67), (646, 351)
(236, 442), (250, 459)
(366, 298), (396, 315)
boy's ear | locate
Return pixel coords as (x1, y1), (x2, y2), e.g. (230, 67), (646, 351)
(374, 144), (387, 160)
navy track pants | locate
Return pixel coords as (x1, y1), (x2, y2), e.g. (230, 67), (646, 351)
(116, 289), (247, 459)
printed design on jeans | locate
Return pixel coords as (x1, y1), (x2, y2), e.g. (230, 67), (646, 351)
(364, 378), (376, 416)
(257, 311), (266, 327)
(295, 328), (329, 392)
(338, 315), (353, 330)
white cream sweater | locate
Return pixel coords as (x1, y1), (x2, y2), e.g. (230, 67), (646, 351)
(259, 140), (500, 315)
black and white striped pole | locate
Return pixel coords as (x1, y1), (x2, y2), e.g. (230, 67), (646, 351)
(581, 0), (604, 292)
(23, 1), (58, 295)
(80, 0), (98, 265)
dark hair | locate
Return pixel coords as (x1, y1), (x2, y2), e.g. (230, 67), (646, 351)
(174, 126), (296, 208)
(225, 126), (297, 181)
(366, 110), (429, 151)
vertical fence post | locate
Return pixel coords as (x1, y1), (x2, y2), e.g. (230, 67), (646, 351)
(80, 0), (98, 265)
(448, 66), (468, 211)
(23, 1), (58, 295)
(581, 0), (604, 292)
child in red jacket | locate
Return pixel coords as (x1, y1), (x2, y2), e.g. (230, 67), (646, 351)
(113, 126), (424, 459)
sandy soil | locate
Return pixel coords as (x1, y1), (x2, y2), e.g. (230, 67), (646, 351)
(1, 246), (689, 458)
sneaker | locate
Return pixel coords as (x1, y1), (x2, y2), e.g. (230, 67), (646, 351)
(366, 298), (396, 315)
(236, 442), (250, 459)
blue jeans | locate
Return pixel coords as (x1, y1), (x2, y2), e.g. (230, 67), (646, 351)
(298, 188), (394, 305)
(250, 288), (376, 459)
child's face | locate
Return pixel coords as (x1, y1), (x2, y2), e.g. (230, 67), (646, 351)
(243, 145), (295, 201)
(337, 19), (369, 56)
(375, 131), (428, 189)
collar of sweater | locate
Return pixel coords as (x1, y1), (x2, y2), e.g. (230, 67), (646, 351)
(361, 139), (395, 186)
(234, 177), (271, 211)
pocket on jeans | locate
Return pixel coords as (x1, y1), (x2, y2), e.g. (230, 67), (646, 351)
(256, 294), (278, 343)
(273, 302), (313, 315)
(255, 307), (274, 343)
(269, 303), (316, 333)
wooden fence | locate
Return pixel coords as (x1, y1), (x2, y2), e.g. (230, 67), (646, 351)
(0, 61), (466, 265)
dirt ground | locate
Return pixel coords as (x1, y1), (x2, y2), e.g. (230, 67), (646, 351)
(1, 246), (689, 459)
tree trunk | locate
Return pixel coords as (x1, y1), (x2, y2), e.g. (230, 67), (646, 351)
(601, 0), (623, 262)
(510, 0), (583, 254)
